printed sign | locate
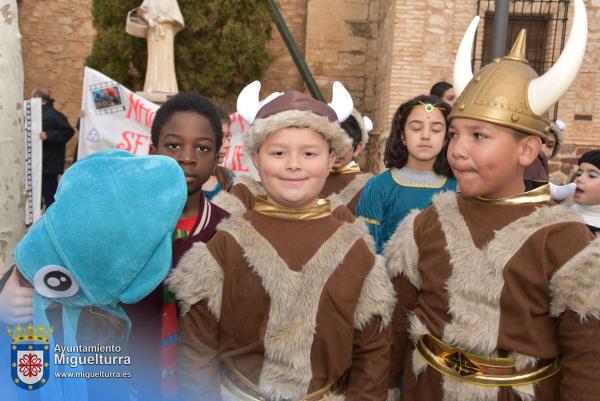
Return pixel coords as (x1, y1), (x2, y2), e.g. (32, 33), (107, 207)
(77, 67), (158, 158)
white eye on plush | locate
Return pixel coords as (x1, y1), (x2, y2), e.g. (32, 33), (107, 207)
(33, 265), (80, 298)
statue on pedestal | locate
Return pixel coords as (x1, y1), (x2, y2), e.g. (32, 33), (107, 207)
(126, 0), (185, 103)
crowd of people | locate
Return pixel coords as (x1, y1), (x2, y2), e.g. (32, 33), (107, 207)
(1, 2), (599, 401)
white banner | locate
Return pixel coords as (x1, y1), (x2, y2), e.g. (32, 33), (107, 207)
(78, 67), (259, 180)
(77, 67), (158, 159)
(222, 112), (259, 179)
(24, 98), (42, 225)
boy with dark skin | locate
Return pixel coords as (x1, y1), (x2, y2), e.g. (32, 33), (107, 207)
(128, 92), (230, 401)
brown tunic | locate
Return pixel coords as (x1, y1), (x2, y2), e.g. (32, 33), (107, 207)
(168, 207), (395, 401)
(321, 172), (372, 214)
(386, 191), (600, 401)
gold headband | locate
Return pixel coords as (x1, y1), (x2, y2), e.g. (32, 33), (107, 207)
(417, 102), (443, 118)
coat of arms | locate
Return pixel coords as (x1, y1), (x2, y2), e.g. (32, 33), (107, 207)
(8, 323), (52, 391)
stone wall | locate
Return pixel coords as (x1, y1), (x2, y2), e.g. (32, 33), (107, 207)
(554, 0), (600, 147)
(18, 0), (600, 172)
(385, 0), (600, 178)
(19, 0), (96, 163)
(305, 0), (376, 111)
(261, 0), (308, 95)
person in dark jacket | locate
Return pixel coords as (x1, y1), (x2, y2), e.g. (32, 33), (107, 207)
(32, 89), (75, 208)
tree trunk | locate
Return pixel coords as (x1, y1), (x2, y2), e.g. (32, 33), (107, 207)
(0, 0), (25, 270)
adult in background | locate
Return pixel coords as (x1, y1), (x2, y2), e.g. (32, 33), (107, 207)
(430, 81), (457, 107)
(32, 89), (75, 208)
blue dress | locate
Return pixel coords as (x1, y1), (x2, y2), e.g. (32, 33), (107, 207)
(356, 168), (457, 253)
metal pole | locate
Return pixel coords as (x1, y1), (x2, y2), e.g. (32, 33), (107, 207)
(491, 0), (510, 59)
(266, 0), (324, 101)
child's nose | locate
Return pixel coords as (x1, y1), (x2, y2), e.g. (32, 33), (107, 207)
(449, 137), (467, 159)
(286, 153), (302, 171)
(179, 147), (196, 164)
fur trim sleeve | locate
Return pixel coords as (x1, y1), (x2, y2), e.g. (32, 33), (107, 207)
(211, 190), (247, 215)
(165, 242), (224, 319)
(384, 209), (422, 288)
(233, 175), (266, 197)
(354, 254), (396, 330)
(550, 237), (600, 320)
(353, 217), (376, 253)
(332, 173), (373, 206)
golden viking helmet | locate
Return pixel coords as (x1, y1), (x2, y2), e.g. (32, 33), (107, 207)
(449, 0), (588, 142)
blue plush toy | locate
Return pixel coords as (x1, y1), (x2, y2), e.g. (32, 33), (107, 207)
(13, 150), (186, 401)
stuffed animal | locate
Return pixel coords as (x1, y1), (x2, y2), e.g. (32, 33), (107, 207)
(13, 150), (186, 401)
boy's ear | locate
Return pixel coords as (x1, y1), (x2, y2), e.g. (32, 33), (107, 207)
(518, 136), (542, 167)
(328, 152), (336, 169)
(353, 143), (365, 157)
(149, 144), (157, 155)
(250, 152), (260, 172)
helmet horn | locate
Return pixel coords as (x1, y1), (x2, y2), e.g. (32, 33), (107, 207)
(328, 81), (354, 122)
(527, 0), (588, 116)
(236, 81), (262, 124)
(453, 16), (480, 97)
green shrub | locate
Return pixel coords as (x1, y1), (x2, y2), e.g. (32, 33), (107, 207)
(86, 0), (273, 104)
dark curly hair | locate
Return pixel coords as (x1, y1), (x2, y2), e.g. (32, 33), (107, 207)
(151, 91), (223, 153)
(384, 94), (452, 176)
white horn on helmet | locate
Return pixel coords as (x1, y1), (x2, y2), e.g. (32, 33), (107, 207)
(527, 0), (588, 116)
(236, 81), (262, 124)
(328, 81), (354, 122)
(453, 16), (480, 97)
(259, 92), (283, 107)
(363, 116), (373, 133)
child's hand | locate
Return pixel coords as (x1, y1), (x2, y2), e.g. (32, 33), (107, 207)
(0, 268), (33, 325)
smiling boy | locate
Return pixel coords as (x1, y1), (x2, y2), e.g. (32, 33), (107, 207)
(167, 86), (395, 401)
(385, 2), (600, 400)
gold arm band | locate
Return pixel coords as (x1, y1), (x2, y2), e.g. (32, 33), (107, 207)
(415, 334), (560, 387)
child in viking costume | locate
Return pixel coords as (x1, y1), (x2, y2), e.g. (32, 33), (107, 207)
(386, 1), (600, 400)
(320, 108), (374, 213)
(167, 83), (395, 401)
(211, 81), (357, 223)
(571, 149), (600, 235)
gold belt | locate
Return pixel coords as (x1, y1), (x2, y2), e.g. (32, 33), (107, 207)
(415, 334), (560, 387)
(220, 363), (342, 401)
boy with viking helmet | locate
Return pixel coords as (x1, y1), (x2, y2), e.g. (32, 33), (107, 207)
(211, 83), (357, 222)
(167, 82), (395, 401)
(386, 1), (600, 400)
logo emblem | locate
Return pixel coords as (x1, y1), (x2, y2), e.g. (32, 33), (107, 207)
(8, 324), (52, 390)
(87, 128), (100, 142)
